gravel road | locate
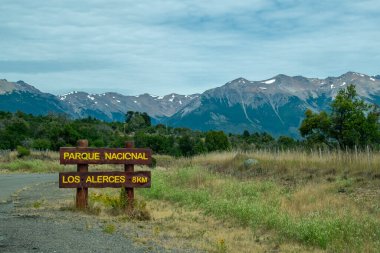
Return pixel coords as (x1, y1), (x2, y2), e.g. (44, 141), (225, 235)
(0, 173), (187, 253)
(0, 174), (56, 203)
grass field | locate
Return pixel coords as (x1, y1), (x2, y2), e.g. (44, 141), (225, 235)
(1, 149), (379, 252)
(144, 151), (380, 252)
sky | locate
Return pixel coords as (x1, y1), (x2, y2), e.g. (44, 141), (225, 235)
(0, 0), (379, 96)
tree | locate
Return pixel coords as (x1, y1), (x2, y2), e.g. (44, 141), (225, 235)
(330, 84), (379, 147)
(32, 138), (51, 150)
(277, 136), (296, 149)
(194, 139), (207, 154)
(361, 109), (380, 146)
(299, 84), (380, 148)
(178, 135), (194, 156)
(125, 111), (134, 123)
(141, 112), (151, 126)
(299, 109), (331, 145)
(205, 131), (230, 152)
(125, 112), (151, 132)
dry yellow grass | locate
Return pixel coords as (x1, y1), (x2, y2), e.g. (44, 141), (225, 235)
(137, 199), (324, 253)
(280, 183), (363, 218)
(2, 149), (380, 176)
(189, 149), (380, 179)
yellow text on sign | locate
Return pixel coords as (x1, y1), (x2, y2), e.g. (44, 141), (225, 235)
(63, 152), (100, 160)
(85, 175), (126, 183)
(104, 152), (148, 160)
(62, 175), (80, 183)
(132, 176), (148, 184)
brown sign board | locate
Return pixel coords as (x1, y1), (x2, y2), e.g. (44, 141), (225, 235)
(59, 171), (151, 188)
(60, 147), (152, 165)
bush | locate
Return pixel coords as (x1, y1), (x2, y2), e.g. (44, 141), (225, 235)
(149, 157), (157, 168)
(205, 131), (230, 152)
(16, 145), (30, 158)
(32, 138), (51, 150)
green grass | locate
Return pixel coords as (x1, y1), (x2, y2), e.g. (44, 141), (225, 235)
(102, 223), (116, 234)
(32, 200), (43, 208)
(1, 159), (69, 172)
(89, 190), (151, 220)
(141, 166), (380, 252)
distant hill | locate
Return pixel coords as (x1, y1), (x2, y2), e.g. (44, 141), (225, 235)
(1, 72), (379, 137)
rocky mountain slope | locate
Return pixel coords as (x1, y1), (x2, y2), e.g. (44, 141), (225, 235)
(0, 79), (199, 122)
(58, 92), (199, 122)
(0, 72), (379, 136)
(166, 72), (380, 136)
(0, 79), (70, 116)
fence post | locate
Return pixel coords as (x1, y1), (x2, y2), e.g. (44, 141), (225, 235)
(76, 139), (88, 209)
(125, 141), (134, 212)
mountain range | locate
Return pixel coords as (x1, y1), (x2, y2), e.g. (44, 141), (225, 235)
(1, 72), (379, 137)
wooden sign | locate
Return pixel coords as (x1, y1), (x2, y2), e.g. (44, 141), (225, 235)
(60, 147), (152, 165)
(59, 171), (151, 188)
(60, 140), (151, 211)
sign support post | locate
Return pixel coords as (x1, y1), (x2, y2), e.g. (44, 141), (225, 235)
(76, 139), (88, 209)
(125, 141), (134, 212)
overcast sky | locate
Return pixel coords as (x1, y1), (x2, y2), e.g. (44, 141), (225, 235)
(0, 0), (379, 95)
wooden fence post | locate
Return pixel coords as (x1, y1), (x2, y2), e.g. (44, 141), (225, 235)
(125, 141), (134, 212)
(76, 139), (88, 209)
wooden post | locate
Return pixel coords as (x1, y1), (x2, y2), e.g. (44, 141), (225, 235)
(76, 139), (88, 209)
(125, 141), (134, 212)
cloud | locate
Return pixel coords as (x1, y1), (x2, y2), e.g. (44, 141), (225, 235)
(0, 0), (379, 95)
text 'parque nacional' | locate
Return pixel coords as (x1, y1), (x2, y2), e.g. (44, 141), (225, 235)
(60, 147), (152, 164)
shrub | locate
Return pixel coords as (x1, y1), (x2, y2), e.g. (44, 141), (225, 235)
(16, 145), (30, 158)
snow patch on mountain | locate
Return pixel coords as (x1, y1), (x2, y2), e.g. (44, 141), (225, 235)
(262, 79), (276, 84)
(168, 94), (176, 102)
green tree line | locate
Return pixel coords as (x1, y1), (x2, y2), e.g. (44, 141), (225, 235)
(0, 110), (301, 155)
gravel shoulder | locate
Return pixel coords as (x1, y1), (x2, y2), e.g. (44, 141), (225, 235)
(0, 174), (190, 253)
(0, 173), (56, 203)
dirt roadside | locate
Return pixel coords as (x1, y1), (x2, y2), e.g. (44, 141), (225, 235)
(0, 174), (196, 253)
